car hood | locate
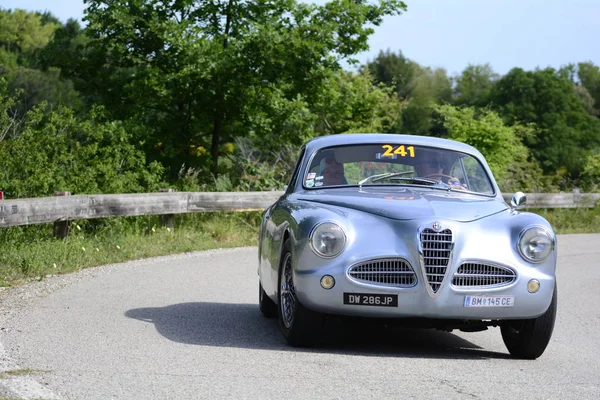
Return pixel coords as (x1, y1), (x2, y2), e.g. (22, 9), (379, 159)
(295, 187), (508, 222)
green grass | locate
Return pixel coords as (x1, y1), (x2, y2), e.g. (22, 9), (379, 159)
(532, 206), (600, 234)
(0, 212), (262, 287)
(1, 206), (599, 288)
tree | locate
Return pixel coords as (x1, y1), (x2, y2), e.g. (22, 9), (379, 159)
(575, 62), (600, 117)
(435, 104), (545, 192)
(80, 0), (407, 177)
(362, 49), (451, 135)
(490, 67), (600, 178)
(2, 67), (83, 116)
(401, 65), (451, 135)
(0, 79), (21, 143)
(201, 69), (406, 192)
(314, 70), (405, 135)
(37, 19), (88, 78)
(362, 49), (418, 100)
(453, 63), (498, 107)
(0, 9), (59, 68)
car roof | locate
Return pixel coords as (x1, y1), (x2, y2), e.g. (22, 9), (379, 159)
(304, 133), (484, 159)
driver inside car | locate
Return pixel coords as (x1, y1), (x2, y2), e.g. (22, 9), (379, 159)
(414, 159), (466, 190)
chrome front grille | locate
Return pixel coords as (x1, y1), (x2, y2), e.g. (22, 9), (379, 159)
(348, 258), (417, 288)
(420, 228), (453, 293)
(452, 262), (516, 287)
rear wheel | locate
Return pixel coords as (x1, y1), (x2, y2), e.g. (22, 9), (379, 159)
(259, 281), (277, 318)
(501, 284), (557, 359)
(278, 239), (323, 346)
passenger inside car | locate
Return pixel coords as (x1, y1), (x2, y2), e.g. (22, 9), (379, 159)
(322, 154), (347, 186)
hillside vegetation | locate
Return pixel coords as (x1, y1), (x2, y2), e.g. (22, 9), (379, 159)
(1, 4), (600, 196)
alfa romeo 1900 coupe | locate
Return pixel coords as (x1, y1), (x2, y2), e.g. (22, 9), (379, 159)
(258, 134), (557, 359)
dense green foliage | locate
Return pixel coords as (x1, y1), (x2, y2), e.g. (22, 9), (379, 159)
(0, 96), (164, 197)
(0, 9), (58, 67)
(489, 67), (600, 178)
(1, 5), (600, 198)
(68, 0), (406, 178)
(435, 105), (544, 192)
(362, 50), (452, 135)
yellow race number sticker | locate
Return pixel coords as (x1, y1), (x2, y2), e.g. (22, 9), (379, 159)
(381, 145), (415, 158)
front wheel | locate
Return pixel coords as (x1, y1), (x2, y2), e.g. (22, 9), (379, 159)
(501, 284), (557, 359)
(278, 239), (323, 346)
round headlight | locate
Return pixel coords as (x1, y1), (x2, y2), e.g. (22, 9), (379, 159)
(310, 222), (346, 258)
(518, 226), (554, 263)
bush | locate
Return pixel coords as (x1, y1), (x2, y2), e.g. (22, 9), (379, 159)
(230, 137), (298, 191)
(0, 98), (165, 197)
(435, 105), (551, 192)
(580, 153), (600, 192)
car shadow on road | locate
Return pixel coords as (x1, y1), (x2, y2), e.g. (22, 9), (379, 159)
(125, 302), (511, 360)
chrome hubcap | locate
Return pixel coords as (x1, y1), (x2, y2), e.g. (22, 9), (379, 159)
(280, 253), (295, 329)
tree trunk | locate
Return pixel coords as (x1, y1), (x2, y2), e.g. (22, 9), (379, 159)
(210, 0), (234, 178)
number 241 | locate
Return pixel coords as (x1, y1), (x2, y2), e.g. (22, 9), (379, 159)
(382, 145), (415, 158)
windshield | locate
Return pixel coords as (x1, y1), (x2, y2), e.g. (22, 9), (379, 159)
(303, 143), (495, 195)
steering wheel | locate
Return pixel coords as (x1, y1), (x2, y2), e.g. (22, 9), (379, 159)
(424, 173), (472, 190)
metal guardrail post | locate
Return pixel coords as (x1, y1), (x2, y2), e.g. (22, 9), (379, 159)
(53, 191), (71, 239)
(573, 188), (581, 206)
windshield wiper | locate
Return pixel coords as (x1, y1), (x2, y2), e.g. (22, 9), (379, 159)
(390, 177), (452, 189)
(358, 171), (413, 187)
(359, 172), (453, 190)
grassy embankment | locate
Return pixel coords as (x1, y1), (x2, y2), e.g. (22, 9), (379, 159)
(1, 207), (599, 287)
(0, 212), (261, 287)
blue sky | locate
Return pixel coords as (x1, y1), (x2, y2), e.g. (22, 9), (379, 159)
(2, 0), (599, 76)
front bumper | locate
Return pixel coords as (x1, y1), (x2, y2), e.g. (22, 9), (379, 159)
(294, 259), (555, 320)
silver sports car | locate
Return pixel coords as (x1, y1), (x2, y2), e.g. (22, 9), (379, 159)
(258, 134), (557, 359)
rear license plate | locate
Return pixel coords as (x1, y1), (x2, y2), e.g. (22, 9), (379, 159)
(343, 293), (398, 307)
(464, 295), (514, 307)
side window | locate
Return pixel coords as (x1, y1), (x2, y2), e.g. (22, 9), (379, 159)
(461, 157), (494, 194)
(449, 160), (466, 182)
(286, 147), (306, 192)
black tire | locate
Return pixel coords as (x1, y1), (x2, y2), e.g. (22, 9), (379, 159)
(277, 239), (323, 346)
(501, 284), (558, 359)
(259, 281), (277, 318)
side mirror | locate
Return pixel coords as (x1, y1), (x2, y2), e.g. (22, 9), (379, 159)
(511, 191), (527, 209)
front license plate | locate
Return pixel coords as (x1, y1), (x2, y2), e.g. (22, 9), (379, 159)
(464, 295), (515, 308)
(343, 293), (398, 307)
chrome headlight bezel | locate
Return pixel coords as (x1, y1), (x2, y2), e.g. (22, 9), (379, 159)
(517, 225), (555, 263)
(310, 222), (346, 258)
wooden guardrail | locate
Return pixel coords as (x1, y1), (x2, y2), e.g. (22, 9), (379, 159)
(515, 191), (600, 209)
(0, 191), (283, 229)
(0, 190), (598, 236)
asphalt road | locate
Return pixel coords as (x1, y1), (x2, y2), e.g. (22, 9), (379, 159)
(1, 235), (599, 400)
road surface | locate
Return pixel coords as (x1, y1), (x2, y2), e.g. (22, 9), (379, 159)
(1, 234), (599, 399)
